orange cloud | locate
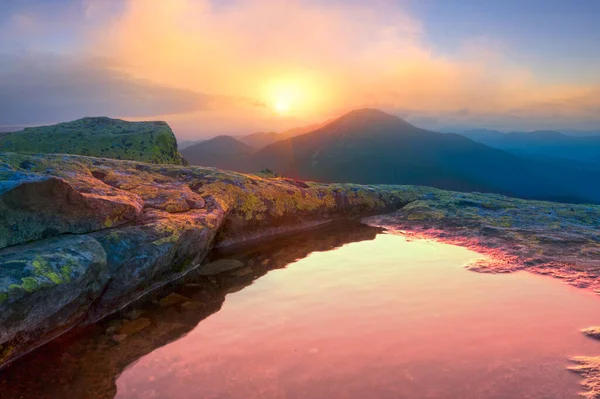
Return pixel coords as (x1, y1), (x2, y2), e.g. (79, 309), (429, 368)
(82, 0), (600, 133)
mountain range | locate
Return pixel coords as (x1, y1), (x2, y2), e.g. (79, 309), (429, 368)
(180, 109), (600, 204)
(178, 121), (328, 151)
(459, 129), (600, 167)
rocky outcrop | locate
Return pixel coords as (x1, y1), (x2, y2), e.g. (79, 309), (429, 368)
(1, 151), (600, 369)
(364, 191), (600, 287)
(0, 117), (186, 165)
(0, 152), (421, 366)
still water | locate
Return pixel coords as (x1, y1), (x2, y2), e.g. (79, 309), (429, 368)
(2, 222), (600, 399)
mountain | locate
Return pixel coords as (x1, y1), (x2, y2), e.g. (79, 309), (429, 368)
(459, 129), (600, 166)
(0, 117), (186, 165)
(237, 131), (280, 149)
(238, 109), (600, 204)
(560, 129), (600, 137)
(180, 135), (256, 169)
(178, 139), (204, 150)
(238, 121), (330, 149)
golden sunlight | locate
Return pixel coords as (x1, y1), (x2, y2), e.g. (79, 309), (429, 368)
(263, 75), (324, 117)
(274, 98), (292, 115)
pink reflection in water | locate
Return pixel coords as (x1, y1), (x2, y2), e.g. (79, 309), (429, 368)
(116, 234), (600, 399)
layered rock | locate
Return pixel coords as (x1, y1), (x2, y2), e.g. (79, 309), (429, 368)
(0, 117), (186, 165)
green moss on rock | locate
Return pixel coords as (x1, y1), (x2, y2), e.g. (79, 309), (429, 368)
(0, 117), (186, 165)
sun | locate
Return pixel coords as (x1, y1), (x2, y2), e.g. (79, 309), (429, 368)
(263, 74), (326, 117)
(274, 98), (292, 115)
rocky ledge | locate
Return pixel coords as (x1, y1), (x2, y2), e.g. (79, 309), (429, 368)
(364, 192), (600, 288)
(0, 152), (422, 366)
(1, 152), (600, 370)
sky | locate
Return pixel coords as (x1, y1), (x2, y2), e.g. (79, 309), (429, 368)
(1, 0), (599, 138)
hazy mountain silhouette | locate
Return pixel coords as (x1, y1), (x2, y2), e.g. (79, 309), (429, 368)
(180, 135), (256, 169)
(460, 129), (600, 166)
(238, 121), (330, 149)
(184, 109), (600, 204)
(178, 139), (204, 150)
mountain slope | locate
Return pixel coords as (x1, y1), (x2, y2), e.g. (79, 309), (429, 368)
(238, 121), (330, 149)
(460, 129), (600, 166)
(244, 109), (600, 204)
(180, 135), (256, 169)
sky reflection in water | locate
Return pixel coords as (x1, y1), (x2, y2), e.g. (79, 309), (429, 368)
(115, 234), (600, 399)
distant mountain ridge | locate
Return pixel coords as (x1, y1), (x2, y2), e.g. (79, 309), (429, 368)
(180, 135), (256, 170)
(238, 121), (330, 149)
(459, 128), (600, 166)
(183, 108), (600, 204)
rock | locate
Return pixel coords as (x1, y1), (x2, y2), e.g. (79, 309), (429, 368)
(0, 169), (142, 249)
(225, 285), (247, 294)
(1, 151), (598, 369)
(0, 117), (186, 165)
(159, 293), (190, 307)
(180, 301), (203, 311)
(230, 266), (253, 277)
(0, 235), (109, 362)
(582, 327), (600, 340)
(123, 309), (145, 320)
(569, 356), (600, 399)
(184, 283), (203, 288)
(198, 259), (245, 275)
(117, 318), (151, 336)
(112, 334), (128, 343)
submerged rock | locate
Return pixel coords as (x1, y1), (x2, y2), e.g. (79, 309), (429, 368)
(117, 318), (151, 336)
(198, 259), (245, 275)
(159, 293), (190, 307)
(180, 301), (204, 311)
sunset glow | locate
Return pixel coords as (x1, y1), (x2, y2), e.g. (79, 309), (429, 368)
(1, 0), (600, 137)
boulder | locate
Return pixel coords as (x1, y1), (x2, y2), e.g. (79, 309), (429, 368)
(0, 117), (186, 165)
(0, 235), (109, 364)
(0, 167), (142, 249)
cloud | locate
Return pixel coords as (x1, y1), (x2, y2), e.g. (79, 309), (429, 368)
(0, 53), (231, 125)
(2, 0), (600, 133)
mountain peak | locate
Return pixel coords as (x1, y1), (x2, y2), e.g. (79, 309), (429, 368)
(332, 108), (412, 128)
